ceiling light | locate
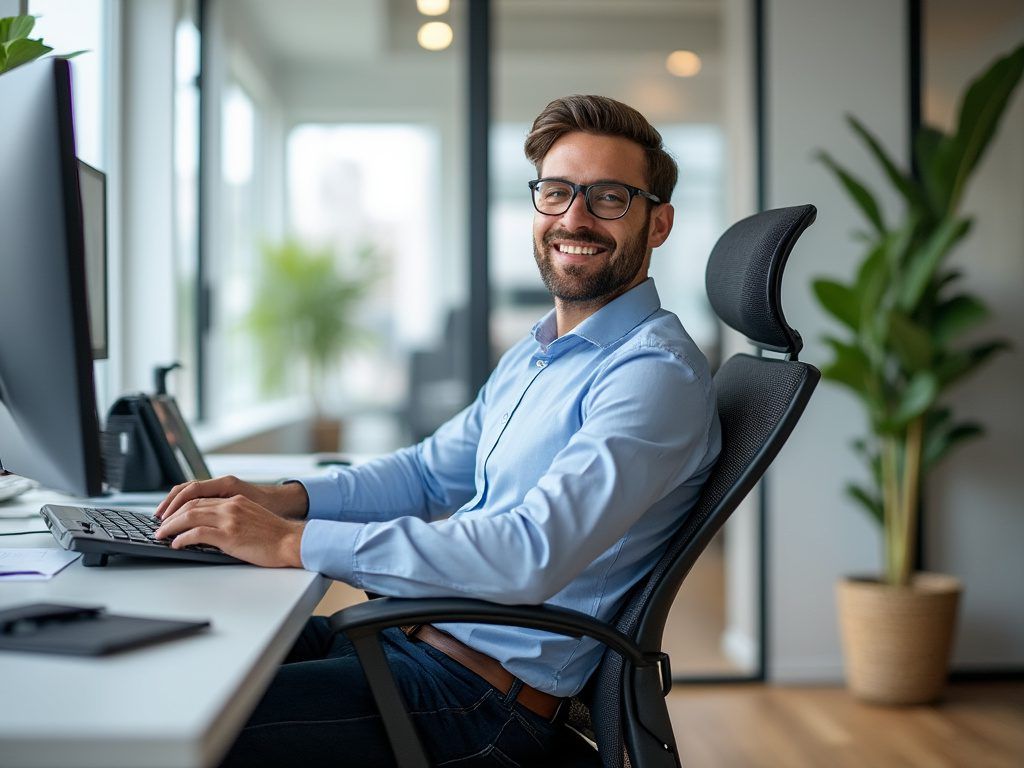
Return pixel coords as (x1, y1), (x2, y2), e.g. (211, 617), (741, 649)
(417, 0), (450, 15)
(665, 50), (702, 78)
(417, 21), (453, 51)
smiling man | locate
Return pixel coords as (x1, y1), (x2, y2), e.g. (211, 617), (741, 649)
(155, 95), (721, 767)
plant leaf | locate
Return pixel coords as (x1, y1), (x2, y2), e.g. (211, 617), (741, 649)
(932, 294), (990, 345)
(893, 371), (938, 426)
(816, 150), (887, 234)
(813, 278), (860, 330)
(846, 483), (884, 526)
(847, 114), (923, 214)
(820, 337), (874, 397)
(851, 438), (882, 488)
(934, 268), (963, 294)
(888, 309), (933, 372)
(915, 125), (952, 213)
(7, 15), (35, 41)
(0, 37), (52, 73)
(925, 406), (953, 434)
(946, 43), (1024, 211)
(851, 242), (888, 343)
(923, 421), (984, 470)
(934, 339), (1010, 388)
(899, 216), (972, 311)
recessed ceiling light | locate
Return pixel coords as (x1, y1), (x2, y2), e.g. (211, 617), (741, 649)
(665, 50), (702, 78)
(417, 0), (450, 16)
(417, 21), (453, 51)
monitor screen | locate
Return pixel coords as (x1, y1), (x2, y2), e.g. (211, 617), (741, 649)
(0, 59), (104, 496)
(78, 160), (108, 360)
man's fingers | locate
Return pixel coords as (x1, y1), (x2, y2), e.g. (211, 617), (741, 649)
(155, 476), (240, 520)
(169, 525), (222, 550)
(154, 481), (193, 519)
(155, 499), (221, 538)
(155, 480), (210, 520)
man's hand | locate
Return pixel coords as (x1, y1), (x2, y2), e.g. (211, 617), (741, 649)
(153, 494), (305, 568)
(155, 475), (309, 522)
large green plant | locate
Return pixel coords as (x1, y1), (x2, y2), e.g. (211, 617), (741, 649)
(813, 43), (1024, 587)
(245, 240), (378, 415)
(0, 15), (81, 75)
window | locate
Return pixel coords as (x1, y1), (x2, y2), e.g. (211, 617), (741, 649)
(210, 81), (261, 415)
(286, 124), (443, 432)
(172, 4), (200, 418)
(201, 0), (468, 450)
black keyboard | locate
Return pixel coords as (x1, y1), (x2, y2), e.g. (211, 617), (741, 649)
(40, 503), (243, 566)
(83, 507), (224, 554)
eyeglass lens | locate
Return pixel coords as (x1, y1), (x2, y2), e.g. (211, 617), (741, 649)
(532, 181), (633, 219)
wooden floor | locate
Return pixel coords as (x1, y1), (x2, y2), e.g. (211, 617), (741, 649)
(667, 682), (1024, 767)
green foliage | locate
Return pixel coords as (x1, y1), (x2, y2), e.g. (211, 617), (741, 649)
(814, 43), (1023, 587)
(244, 240), (379, 412)
(0, 15), (84, 75)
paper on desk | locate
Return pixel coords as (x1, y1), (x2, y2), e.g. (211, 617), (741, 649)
(0, 548), (81, 581)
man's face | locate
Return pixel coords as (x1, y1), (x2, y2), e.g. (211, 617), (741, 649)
(532, 131), (672, 305)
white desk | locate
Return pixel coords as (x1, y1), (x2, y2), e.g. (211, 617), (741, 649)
(0, 456), (332, 768)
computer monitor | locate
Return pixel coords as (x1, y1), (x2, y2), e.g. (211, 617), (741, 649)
(0, 59), (104, 497)
(79, 159), (109, 361)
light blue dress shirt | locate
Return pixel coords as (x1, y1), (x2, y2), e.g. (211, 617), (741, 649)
(297, 278), (721, 697)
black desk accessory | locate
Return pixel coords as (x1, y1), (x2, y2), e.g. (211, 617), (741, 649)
(101, 363), (211, 492)
(0, 602), (210, 656)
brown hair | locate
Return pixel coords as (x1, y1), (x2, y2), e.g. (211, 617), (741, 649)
(524, 94), (678, 204)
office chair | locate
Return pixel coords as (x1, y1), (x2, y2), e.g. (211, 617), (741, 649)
(327, 204), (821, 767)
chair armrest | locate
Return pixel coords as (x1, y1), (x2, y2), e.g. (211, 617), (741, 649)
(328, 596), (652, 667)
(326, 597), (665, 768)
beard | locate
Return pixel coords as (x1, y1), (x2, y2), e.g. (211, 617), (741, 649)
(533, 215), (650, 304)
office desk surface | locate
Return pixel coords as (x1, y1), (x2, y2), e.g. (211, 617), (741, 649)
(0, 479), (329, 768)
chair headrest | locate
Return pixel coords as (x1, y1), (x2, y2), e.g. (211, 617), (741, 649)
(705, 204), (816, 355)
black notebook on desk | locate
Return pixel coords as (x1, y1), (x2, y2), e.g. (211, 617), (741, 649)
(0, 603), (210, 656)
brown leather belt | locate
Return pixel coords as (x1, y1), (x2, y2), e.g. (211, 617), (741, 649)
(402, 624), (563, 721)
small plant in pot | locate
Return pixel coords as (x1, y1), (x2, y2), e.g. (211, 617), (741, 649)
(244, 239), (378, 452)
(814, 43), (1023, 705)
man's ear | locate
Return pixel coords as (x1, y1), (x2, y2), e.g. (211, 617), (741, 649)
(647, 203), (674, 249)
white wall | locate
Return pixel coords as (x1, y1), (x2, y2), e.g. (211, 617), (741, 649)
(764, 0), (910, 682)
(924, 0), (1024, 670)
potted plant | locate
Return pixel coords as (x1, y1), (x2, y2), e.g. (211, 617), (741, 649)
(245, 239), (378, 452)
(813, 43), (1023, 704)
(1, 14), (81, 75)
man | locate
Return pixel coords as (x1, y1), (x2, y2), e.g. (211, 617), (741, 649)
(155, 95), (721, 766)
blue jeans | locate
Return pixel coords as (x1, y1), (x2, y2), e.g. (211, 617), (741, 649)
(220, 617), (563, 767)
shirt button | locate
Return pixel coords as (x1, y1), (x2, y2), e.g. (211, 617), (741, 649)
(535, 359), (547, 368)
(501, 412), (510, 422)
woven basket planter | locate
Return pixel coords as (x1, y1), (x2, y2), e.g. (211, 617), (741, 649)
(837, 573), (962, 705)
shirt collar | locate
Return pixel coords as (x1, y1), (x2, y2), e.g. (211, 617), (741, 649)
(531, 278), (662, 351)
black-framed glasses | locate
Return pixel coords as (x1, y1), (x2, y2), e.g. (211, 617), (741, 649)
(528, 178), (661, 220)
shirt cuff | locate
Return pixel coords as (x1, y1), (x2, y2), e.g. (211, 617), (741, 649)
(300, 518), (363, 584)
(292, 474), (347, 520)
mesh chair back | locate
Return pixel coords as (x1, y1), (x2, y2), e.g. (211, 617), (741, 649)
(570, 206), (819, 768)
